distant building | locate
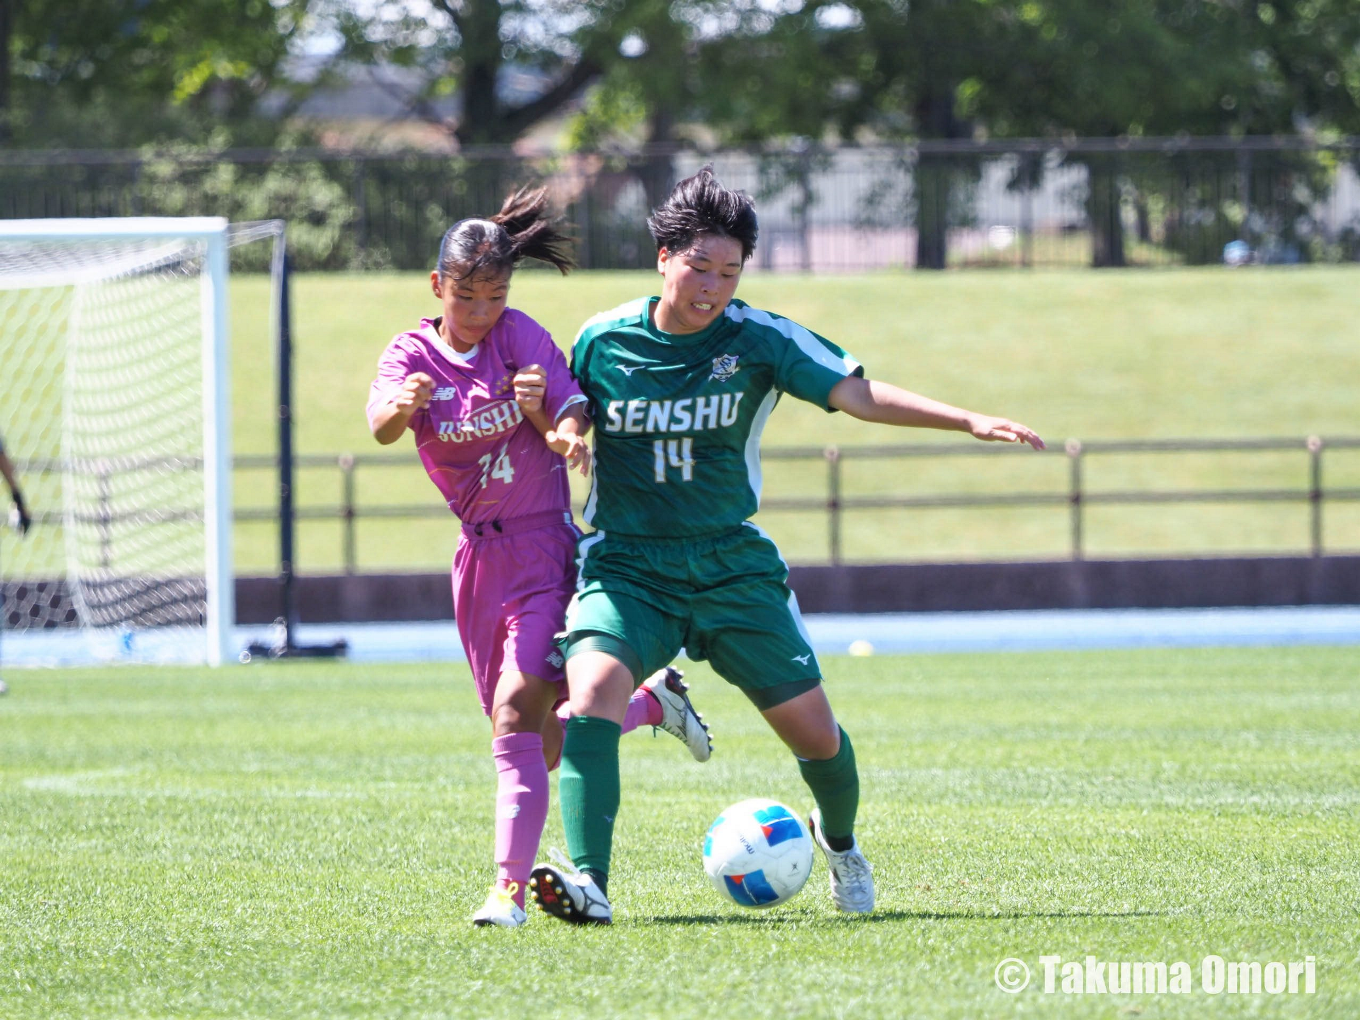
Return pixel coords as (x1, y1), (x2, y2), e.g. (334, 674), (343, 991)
(261, 55), (562, 151)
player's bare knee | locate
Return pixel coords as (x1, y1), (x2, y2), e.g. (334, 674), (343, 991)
(794, 724), (842, 761)
(490, 700), (542, 737)
(564, 650), (635, 720)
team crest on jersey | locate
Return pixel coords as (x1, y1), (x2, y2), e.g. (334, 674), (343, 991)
(710, 354), (740, 381)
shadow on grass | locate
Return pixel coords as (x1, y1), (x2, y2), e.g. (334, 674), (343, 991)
(645, 908), (1169, 925)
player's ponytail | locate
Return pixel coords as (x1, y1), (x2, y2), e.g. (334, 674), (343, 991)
(491, 187), (575, 274)
(436, 186), (576, 281)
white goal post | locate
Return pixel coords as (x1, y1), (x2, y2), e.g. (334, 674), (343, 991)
(0, 217), (239, 666)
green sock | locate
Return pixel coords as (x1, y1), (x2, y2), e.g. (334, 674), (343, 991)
(558, 715), (622, 881)
(797, 726), (859, 849)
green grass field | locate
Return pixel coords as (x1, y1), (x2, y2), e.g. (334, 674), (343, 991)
(4, 267), (1360, 577)
(2, 646), (1357, 1019)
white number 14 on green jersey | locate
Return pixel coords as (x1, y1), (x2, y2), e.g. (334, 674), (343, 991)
(653, 438), (693, 483)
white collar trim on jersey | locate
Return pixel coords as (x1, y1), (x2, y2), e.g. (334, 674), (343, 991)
(425, 321), (479, 364)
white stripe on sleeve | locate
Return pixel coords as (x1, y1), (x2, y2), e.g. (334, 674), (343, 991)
(725, 304), (861, 377)
(552, 392), (589, 422)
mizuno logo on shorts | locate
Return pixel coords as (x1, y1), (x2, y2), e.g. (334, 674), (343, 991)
(792, 654), (811, 665)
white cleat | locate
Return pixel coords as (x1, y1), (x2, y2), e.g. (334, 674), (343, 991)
(642, 666), (712, 762)
(809, 808), (875, 913)
(529, 851), (613, 925)
(471, 882), (528, 928)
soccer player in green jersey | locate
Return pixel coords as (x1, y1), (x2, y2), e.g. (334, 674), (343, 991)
(529, 166), (1044, 924)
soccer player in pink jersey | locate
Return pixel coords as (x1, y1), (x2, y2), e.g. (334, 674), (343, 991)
(366, 188), (711, 929)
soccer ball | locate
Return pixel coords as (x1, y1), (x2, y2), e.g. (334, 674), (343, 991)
(702, 798), (814, 908)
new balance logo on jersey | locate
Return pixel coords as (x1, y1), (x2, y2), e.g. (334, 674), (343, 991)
(436, 400), (524, 442)
(791, 654), (811, 665)
(710, 354), (740, 381)
(616, 364), (644, 376)
(603, 393), (745, 434)
(433, 386), (458, 400)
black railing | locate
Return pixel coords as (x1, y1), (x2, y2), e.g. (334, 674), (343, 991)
(240, 436), (1357, 570)
(9, 436), (1359, 572)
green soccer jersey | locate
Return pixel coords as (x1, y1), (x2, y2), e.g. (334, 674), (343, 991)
(572, 296), (863, 538)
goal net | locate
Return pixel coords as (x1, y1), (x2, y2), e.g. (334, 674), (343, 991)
(0, 218), (279, 667)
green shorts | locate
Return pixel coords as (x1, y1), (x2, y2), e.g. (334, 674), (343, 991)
(564, 523), (822, 709)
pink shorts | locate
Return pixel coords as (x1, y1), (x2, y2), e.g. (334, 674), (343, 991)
(452, 510), (578, 716)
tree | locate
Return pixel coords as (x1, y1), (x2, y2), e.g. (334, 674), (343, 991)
(577, 0), (995, 269)
(840, 0), (998, 268)
(692, 0), (1360, 268)
(565, 0), (876, 241)
(1226, 0), (1360, 135)
(324, 0), (639, 148)
(559, 0), (690, 209)
(3, 0), (312, 146)
(645, 0), (1014, 269)
(962, 0), (1360, 265)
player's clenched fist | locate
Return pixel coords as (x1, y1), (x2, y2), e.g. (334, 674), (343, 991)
(396, 372), (435, 413)
(513, 364), (547, 413)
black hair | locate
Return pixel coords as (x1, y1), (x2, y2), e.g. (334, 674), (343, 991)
(436, 186), (576, 281)
(646, 165), (759, 263)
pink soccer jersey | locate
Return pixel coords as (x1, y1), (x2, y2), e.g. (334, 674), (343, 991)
(366, 310), (586, 524)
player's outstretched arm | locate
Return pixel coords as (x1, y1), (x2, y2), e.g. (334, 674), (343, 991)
(827, 376), (1045, 449)
(371, 372), (435, 445)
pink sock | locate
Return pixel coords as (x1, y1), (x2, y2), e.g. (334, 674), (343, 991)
(548, 687), (663, 773)
(492, 731), (549, 909)
(623, 685), (664, 732)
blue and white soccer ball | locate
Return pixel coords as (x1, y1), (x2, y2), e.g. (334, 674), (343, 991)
(702, 798), (814, 908)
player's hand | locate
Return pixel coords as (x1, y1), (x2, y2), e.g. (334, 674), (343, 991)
(547, 429), (591, 476)
(10, 494), (30, 535)
(395, 372), (435, 414)
(513, 365), (547, 414)
(967, 414), (1045, 449)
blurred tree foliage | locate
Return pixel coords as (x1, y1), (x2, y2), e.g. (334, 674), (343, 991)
(958, 0), (1360, 265)
(9, 1), (1359, 152)
(557, 0), (1360, 266)
(5, 1), (1359, 268)
(321, 0), (638, 147)
(1, 0), (311, 146)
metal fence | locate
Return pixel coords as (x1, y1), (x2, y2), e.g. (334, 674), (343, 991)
(2, 138), (1359, 271)
(228, 435), (1358, 569)
(5, 436), (1360, 574)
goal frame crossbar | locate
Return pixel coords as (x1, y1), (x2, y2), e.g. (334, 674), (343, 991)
(0, 217), (234, 665)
